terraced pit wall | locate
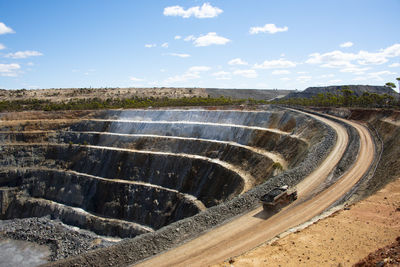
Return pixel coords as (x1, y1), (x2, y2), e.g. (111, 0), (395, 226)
(315, 107), (400, 200)
(0, 107), (344, 265)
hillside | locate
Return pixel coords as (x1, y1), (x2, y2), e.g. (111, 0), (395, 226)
(284, 85), (398, 99)
(206, 89), (293, 100)
(0, 88), (294, 103)
(0, 88), (208, 103)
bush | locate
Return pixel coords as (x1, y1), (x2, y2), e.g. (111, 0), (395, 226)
(272, 162), (283, 171)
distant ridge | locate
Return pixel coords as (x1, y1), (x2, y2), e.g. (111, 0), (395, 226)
(206, 88), (294, 100)
(284, 85), (398, 99)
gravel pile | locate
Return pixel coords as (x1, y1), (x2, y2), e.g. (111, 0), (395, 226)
(0, 217), (113, 261)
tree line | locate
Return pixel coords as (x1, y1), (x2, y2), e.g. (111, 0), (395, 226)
(0, 96), (268, 112)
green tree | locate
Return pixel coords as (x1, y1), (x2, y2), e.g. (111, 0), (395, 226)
(385, 82), (396, 89)
(341, 88), (355, 106)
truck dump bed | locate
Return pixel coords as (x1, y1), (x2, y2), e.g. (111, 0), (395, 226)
(260, 188), (287, 203)
(260, 186), (297, 212)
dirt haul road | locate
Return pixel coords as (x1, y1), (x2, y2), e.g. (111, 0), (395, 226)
(135, 111), (375, 267)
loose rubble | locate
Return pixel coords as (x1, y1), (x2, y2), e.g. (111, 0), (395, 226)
(0, 217), (114, 261)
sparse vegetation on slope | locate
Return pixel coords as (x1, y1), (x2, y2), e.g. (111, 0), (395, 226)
(0, 96), (268, 112)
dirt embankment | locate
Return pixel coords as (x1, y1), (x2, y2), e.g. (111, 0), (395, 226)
(320, 108), (400, 199)
(355, 236), (400, 266)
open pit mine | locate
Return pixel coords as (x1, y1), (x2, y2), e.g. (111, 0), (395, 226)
(0, 106), (364, 266)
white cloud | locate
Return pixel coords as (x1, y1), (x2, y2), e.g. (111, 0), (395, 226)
(340, 66), (370, 75)
(144, 44), (156, 48)
(249, 23), (288, 34)
(188, 66), (211, 72)
(0, 22), (14, 35)
(167, 53), (191, 58)
(272, 70), (291, 75)
(297, 71), (308, 74)
(353, 70), (396, 82)
(306, 51), (357, 67)
(228, 58), (248, 65)
(161, 42), (169, 48)
(174, 35), (182, 40)
(163, 3), (223, 19)
(165, 72), (200, 84)
(184, 35), (195, 42)
(26, 62), (34, 66)
(383, 44), (400, 57)
(130, 77), (144, 82)
(212, 71), (231, 80)
(193, 32), (231, 47)
(357, 50), (389, 65)
(0, 63), (20, 77)
(5, 50), (43, 59)
(318, 74), (335, 78)
(340, 42), (353, 48)
(324, 61), (355, 68)
(0, 43), (5, 50)
(368, 71), (396, 81)
(327, 79), (343, 84)
(389, 63), (400, 67)
(233, 69), (258, 78)
(254, 59), (296, 69)
(306, 43), (400, 68)
(353, 76), (368, 82)
(297, 76), (312, 83)
(164, 66), (210, 84)
(280, 77), (291, 81)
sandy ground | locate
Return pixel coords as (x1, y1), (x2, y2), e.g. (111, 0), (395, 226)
(216, 177), (400, 267)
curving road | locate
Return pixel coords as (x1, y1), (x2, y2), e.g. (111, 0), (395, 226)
(135, 110), (375, 267)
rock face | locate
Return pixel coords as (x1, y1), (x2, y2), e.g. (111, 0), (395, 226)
(0, 107), (330, 261)
(285, 85), (399, 99)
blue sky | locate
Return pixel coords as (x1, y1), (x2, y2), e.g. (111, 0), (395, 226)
(0, 0), (399, 90)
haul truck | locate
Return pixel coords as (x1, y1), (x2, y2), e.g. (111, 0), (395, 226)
(260, 185), (297, 212)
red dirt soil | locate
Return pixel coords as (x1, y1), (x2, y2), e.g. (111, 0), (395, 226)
(215, 177), (400, 267)
(354, 236), (400, 267)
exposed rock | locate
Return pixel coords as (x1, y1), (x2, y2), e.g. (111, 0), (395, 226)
(285, 85), (398, 99)
(0, 107), (344, 265)
(0, 217), (114, 261)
